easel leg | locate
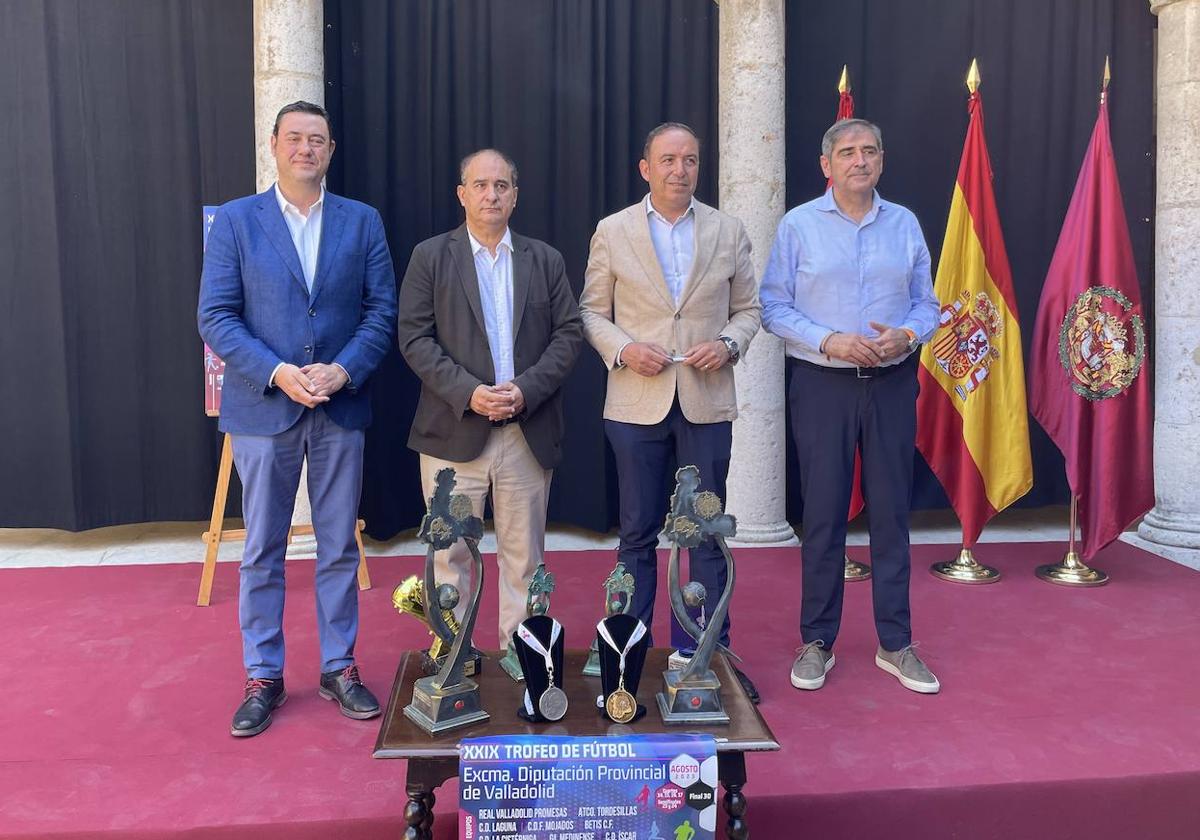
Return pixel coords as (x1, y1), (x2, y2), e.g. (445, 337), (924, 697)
(355, 518), (371, 590)
(198, 433), (234, 607)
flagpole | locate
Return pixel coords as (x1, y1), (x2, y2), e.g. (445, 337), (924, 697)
(1036, 495), (1109, 586)
(835, 61), (872, 584)
(928, 58), (1002, 585)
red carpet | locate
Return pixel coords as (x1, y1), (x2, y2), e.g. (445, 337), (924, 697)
(2, 541), (1199, 839)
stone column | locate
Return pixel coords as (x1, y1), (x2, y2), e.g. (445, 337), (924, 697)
(253, 0), (324, 556)
(1137, 0), (1200, 566)
(718, 0), (797, 544)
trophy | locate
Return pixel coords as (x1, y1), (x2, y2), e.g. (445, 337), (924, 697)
(583, 561), (635, 676)
(392, 575), (481, 677)
(656, 465), (740, 725)
(403, 468), (490, 734)
(499, 563), (556, 681)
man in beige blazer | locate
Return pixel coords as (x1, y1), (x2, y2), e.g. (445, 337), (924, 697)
(580, 122), (762, 701)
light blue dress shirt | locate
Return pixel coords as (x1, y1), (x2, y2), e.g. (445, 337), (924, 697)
(760, 189), (940, 367)
(645, 194), (695, 303)
(468, 227), (516, 385)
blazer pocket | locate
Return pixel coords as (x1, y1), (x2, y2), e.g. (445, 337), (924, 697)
(607, 367), (646, 407)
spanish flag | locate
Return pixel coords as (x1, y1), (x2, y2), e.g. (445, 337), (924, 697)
(916, 61), (1033, 547)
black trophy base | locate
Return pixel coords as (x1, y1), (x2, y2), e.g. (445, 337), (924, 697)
(656, 667), (729, 725)
(421, 649), (481, 678)
(403, 674), (489, 734)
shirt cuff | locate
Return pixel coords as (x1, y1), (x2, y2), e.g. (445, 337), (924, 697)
(268, 362), (285, 390)
(333, 363), (353, 389)
(614, 341), (632, 369)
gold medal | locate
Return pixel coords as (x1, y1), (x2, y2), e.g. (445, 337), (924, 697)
(605, 676), (637, 723)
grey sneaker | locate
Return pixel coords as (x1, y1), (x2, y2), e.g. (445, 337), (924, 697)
(875, 644), (940, 694)
(790, 640), (834, 690)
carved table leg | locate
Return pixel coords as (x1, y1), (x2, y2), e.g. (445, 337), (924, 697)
(404, 756), (457, 839)
(718, 750), (749, 840)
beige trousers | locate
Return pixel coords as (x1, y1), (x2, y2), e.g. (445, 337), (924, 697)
(419, 424), (553, 649)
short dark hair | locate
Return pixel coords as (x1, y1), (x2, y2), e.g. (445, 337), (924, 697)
(272, 101), (332, 137)
(642, 122), (701, 161)
(459, 148), (520, 187)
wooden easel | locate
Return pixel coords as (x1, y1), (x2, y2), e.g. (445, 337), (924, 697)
(197, 433), (371, 606)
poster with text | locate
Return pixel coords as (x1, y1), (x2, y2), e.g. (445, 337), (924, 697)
(201, 205), (225, 416)
(459, 734), (717, 840)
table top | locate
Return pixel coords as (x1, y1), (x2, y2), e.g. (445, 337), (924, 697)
(374, 648), (780, 759)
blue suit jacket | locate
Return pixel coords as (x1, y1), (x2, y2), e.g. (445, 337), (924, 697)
(197, 188), (397, 436)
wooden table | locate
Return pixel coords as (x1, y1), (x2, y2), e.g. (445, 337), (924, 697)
(374, 648), (780, 839)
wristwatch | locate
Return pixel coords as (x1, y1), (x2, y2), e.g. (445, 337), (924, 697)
(719, 335), (740, 364)
(903, 328), (919, 353)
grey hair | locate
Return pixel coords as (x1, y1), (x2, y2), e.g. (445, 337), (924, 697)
(459, 148), (520, 186)
(821, 118), (883, 158)
(642, 121), (701, 161)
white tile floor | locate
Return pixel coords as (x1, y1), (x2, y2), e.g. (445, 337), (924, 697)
(4, 505), (1191, 569)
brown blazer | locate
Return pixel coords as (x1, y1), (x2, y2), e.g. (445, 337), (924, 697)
(397, 225), (583, 469)
(580, 199), (761, 424)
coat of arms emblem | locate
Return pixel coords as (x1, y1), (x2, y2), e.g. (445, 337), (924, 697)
(1057, 286), (1146, 400)
(929, 290), (1003, 403)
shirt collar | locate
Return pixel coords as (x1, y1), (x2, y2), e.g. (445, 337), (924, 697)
(644, 193), (696, 223)
(467, 226), (513, 257)
(274, 182), (325, 217)
(818, 187), (884, 219)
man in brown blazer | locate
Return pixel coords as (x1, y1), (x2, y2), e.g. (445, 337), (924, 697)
(580, 123), (762, 701)
(398, 149), (582, 649)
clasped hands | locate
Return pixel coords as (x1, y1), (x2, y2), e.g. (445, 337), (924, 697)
(470, 381), (525, 422)
(274, 363), (348, 408)
(619, 340), (729, 377)
(823, 322), (912, 367)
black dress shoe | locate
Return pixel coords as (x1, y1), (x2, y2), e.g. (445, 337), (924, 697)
(231, 677), (287, 737)
(732, 666), (761, 705)
(319, 665), (381, 720)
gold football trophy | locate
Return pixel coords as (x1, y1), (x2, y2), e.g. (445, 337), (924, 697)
(392, 576), (481, 677)
(402, 468), (490, 734)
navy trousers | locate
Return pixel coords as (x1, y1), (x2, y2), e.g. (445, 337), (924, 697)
(232, 408), (365, 678)
(788, 356), (918, 652)
(606, 401), (733, 648)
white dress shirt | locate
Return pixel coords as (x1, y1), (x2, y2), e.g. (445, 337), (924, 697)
(275, 182), (324, 292)
(467, 227), (516, 385)
(645, 193), (696, 303)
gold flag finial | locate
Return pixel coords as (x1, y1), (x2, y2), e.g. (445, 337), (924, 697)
(837, 64), (850, 94)
(966, 58), (981, 94)
(1101, 56), (1111, 103)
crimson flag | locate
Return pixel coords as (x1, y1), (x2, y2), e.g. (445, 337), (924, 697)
(1028, 95), (1153, 560)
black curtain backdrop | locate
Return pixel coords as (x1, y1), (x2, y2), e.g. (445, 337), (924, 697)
(324, 0), (719, 538)
(0, 0), (253, 529)
(1, 1), (1157, 536)
(783, 0), (1156, 522)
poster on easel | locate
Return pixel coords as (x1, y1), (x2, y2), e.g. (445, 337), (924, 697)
(201, 205), (225, 417)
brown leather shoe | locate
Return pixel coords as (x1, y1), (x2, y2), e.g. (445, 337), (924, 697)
(318, 665), (380, 719)
(231, 677), (287, 737)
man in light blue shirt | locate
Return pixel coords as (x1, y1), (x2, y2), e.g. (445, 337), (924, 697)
(760, 118), (942, 695)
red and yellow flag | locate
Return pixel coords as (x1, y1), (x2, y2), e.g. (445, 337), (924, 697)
(916, 61), (1032, 546)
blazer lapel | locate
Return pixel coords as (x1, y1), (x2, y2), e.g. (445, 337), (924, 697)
(677, 202), (719, 310)
(623, 206), (676, 310)
(450, 225), (488, 336)
(254, 189), (307, 296)
(309, 193), (345, 305)
(511, 234), (531, 339)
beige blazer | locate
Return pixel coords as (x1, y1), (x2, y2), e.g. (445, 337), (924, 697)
(580, 199), (761, 424)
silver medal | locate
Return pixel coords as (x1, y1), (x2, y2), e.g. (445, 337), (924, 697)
(538, 685), (568, 720)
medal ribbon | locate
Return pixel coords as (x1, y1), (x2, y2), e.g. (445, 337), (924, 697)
(517, 620), (562, 681)
(597, 618), (647, 676)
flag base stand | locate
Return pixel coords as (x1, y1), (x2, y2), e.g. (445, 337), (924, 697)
(930, 548), (1001, 584)
(1035, 550), (1108, 587)
(843, 555), (871, 581)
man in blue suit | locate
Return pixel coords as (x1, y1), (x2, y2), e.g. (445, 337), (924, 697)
(198, 101), (397, 737)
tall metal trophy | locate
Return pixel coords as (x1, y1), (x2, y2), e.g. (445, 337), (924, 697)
(392, 575), (482, 677)
(656, 466), (740, 725)
(403, 468), (490, 734)
(498, 563), (556, 681)
(583, 561), (635, 676)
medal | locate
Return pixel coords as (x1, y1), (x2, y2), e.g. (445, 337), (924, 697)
(517, 620), (566, 721)
(597, 618), (647, 723)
